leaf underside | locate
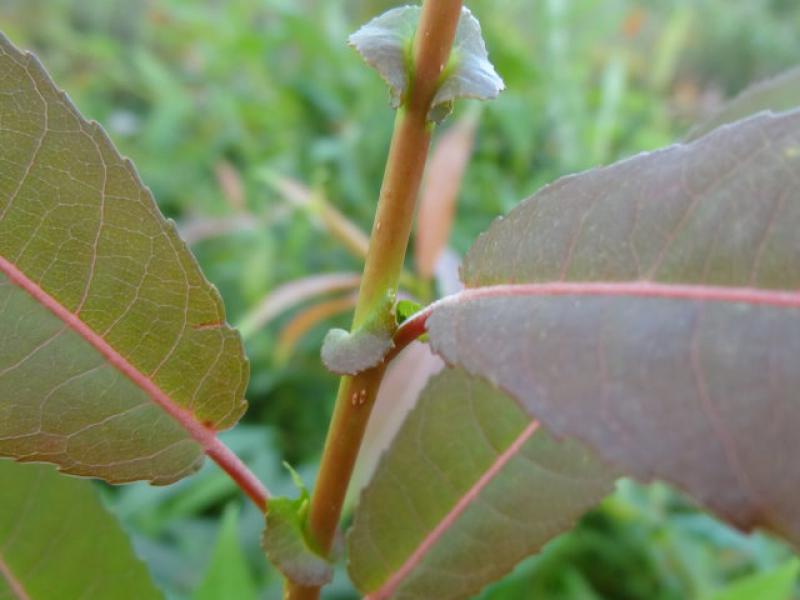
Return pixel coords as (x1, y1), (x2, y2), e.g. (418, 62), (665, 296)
(0, 461), (162, 600)
(348, 369), (617, 599)
(0, 33), (248, 484)
(427, 109), (800, 548)
(687, 66), (800, 141)
(262, 496), (333, 587)
(348, 6), (503, 119)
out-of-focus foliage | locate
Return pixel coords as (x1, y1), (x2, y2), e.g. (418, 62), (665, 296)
(2, 0), (799, 598)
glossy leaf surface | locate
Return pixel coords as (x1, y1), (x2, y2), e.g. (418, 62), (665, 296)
(0, 461), (162, 600)
(348, 369), (616, 599)
(0, 34), (248, 484)
(427, 110), (800, 547)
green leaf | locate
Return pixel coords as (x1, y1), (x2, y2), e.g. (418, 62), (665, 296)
(348, 369), (617, 599)
(425, 109), (800, 549)
(395, 299), (422, 324)
(0, 461), (162, 599)
(195, 504), (257, 600)
(262, 470), (333, 587)
(687, 66), (800, 141)
(348, 6), (416, 110)
(348, 6), (503, 119)
(0, 33), (248, 484)
(431, 7), (504, 118)
(705, 559), (799, 600)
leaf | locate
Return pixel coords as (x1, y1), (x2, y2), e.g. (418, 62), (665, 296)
(0, 34), (250, 485)
(262, 469), (333, 587)
(263, 173), (371, 261)
(348, 6), (417, 109)
(345, 341), (443, 513)
(276, 294), (358, 363)
(321, 293), (396, 376)
(237, 272), (361, 340)
(415, 113), (477, 279)
(395, 299), (423, 324)
(348, 369), (617, 599)
(431, 8), (504, 116)
(348, 7), (503, 118)
(195, 504), (257, 600)
(705, 559), (799, 600)
(425, 110), (800, 548)
(687, 66), (800, 141)
(0, 461), (162, 599)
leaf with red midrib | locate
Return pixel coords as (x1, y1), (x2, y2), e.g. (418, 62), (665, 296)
(424, 108), (800, 547)
(0, 33), (256, 493)
(351, 105), (800, 599)
(348, 369), (616, 599)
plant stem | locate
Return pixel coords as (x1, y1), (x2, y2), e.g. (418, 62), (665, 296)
(286, 2), (464, 598)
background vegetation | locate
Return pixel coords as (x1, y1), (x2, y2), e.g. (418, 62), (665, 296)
(2, 0), (799, 597)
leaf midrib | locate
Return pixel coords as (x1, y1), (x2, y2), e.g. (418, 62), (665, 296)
(0, 548), (30, 600)
(366, 421), (541, 600)
(0, 255), (270, 507)
(395, 280), (800, 346)
(0, 254), (217, 447)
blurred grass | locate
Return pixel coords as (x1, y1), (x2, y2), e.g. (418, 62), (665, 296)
(2, 0), (799, 598)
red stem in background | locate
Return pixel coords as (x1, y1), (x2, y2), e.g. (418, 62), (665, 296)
(0, 255), (270, 512)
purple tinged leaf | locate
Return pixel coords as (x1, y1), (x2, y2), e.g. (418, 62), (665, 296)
(426, 109), (800, 548)
(687, 66), (800, 141)
(347, 369), (617, 599)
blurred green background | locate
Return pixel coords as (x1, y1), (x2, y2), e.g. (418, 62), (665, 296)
(2, 0), (799, 598)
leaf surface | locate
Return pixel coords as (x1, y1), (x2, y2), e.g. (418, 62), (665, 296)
(0, 461), (162, 600)
(348, 6), (503, 119)
(426, 110), (800, 547)
(415, 114), (476, 279)
(706, 559), (799, 600)
(0, 33), (248, 484)
(348, 369), (617, 599)
(195, 504), (257, 600)
(687, 66), (800, 141)
(262, 480), (333, 587)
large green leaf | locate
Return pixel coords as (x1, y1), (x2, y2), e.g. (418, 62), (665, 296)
(0, 461), (162, 599)
(423, 109), (800, 553)
(348, 369), (617, 599)
(0, 33), (248, 484)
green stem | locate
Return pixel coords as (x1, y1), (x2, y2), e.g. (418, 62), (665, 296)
(285, 2), (464, 598)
